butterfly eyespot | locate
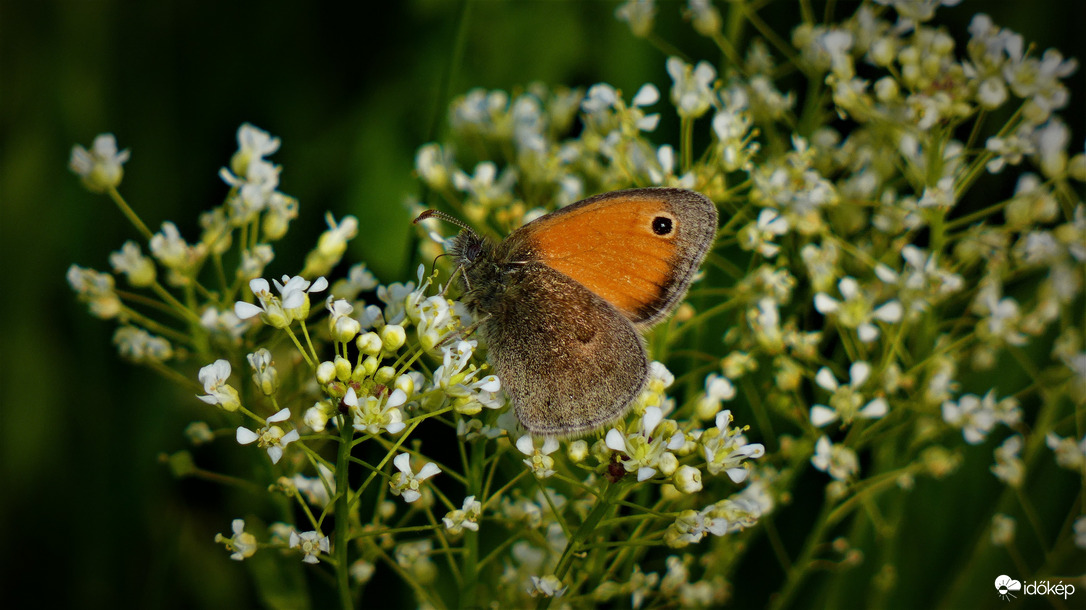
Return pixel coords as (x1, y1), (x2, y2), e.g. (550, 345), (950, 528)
(651, 216), (673, 236)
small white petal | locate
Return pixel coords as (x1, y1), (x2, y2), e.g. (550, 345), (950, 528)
(402, 489), (421, 503)
(849, 361), (871, 387)
(417, 462), (442, 480)
(632, 84), (660, 107)
(267, 408), (291, 422)
(393, 453), (412, 474)
(515, 434), (535, 456)
(860, 397), (889, 419)
(541, 437), (560, 455)
(343, 387), (359, 407)
(249, 278), (270, 294)
(641, 406), (663, 434)
(310, 277), (329, 292)
(197, 394), (219, 405)
(236, 427), (259, 445)
(726, 467), (750, 484)
(386, 421), (406, 435)
(810, 405), (838, 427)
(267, 446), (284, 464)
(873, 301), (904, 323)
(605, 429), (627, 452)
(637, 467), (656, 482)
(234, 301), (264, 319)
(385, 389), (407, 408)
(814, 293), (839, 314)
(281, 429), (300, 445)
(814, 367), (839, 391)
(858, 323), (879, 343)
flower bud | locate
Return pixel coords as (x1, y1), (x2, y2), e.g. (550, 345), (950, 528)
(316, 360), (336, 385)
(673, 465), (703, 494)
(357, 332), (383, 356)
(380, 324), (407, 352)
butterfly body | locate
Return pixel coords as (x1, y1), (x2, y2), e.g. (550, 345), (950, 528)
(446, 187), (717, 437)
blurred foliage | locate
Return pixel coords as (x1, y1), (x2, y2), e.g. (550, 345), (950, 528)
(0, 1), (1082, 608)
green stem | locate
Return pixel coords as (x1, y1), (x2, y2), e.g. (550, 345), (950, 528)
(538, 482), (623, 609)
(107, 186), (154, 241)
(334, 417), (354, 610)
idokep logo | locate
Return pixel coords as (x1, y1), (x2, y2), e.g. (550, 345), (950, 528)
(994, 575), (1021, 601)
(994, 574), (1076, 602)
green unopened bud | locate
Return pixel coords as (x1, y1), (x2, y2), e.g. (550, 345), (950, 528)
(332, 355), (352, 381)
(361, 355), (380, 378)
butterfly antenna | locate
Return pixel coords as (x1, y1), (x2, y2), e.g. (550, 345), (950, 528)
(414, 209), (475, 234)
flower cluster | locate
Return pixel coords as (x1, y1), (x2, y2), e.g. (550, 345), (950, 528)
(68, 1), (1083, 607)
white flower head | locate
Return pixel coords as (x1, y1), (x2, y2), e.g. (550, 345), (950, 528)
(666, 56), (717, 118)
(605, 406), (685, 482)
(69, 133), (130, 192)
(390, 453), (441, 503)
(214, 518), (257, 561)
(516, 435), (560, 479)
(236, 408), (300, 464)
(345, 386), (407, 436)
(289, 530), (330, 565)
(811, 435), (859, 481)
(701, 410), (766, 482)
(443, 495), (483, 535)
(809, 362), (889, 427)
(196, 359), (241, 412)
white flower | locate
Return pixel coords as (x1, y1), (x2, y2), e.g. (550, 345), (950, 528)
(289, 530), (330, 565)
(214, 519), (257, 561)
(113, 326), (173, 363)
(345, 386), (407, 436)
(325, 297), (361, 343)
(529, 574), (568, 598)
(667, 506), (729, 545)
(942, 392), (999, 444)
(433, 340), (503, 414)
(739, 208), (790, 258)
(696, 373), (736, 420)
(700, 410), (765, 483)
(247, 348), (279, 396)
(228, 123), (281, 177)
(109, 241), (155, 287)
(516, 435), (560, 479)
(69, 133), (130, 192)
(443, 496), (483, 535)
(814, 277), (903, 343)
(666, 57), (716, 118)
(275, 275), (329, 322)
(991, 435), (1024, 487)
(236, 408), (300, 464)
(614, 0), (655, 37)
(196, 359), (241, 412)
(1046, 432), (1086, 474)
(67, 265), (122, 319)
(389, 453), (441, 503)
(606, 406), (685, 482)
(811, 436), (859, 481)
(809, 362), (888, 427)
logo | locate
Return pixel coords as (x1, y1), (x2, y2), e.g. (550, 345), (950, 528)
(995, 575), (1075, 602)
(994, 575), (1021, 601)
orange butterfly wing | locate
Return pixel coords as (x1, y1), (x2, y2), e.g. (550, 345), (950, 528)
(510, 188), (717, 326)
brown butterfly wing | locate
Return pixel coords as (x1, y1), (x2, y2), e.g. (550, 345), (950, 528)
(477, 262), (648, 437)
(507, 187), (717, 327)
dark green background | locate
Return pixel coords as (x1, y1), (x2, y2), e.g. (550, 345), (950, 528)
(1, 1), (1082, 608)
